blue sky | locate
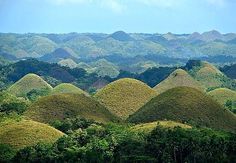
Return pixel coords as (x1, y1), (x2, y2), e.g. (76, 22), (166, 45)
(0, 0), (235, 34)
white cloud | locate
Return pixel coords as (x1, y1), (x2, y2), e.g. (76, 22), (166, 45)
(137, 0), (186, 8)
(45, 0), (126, 13)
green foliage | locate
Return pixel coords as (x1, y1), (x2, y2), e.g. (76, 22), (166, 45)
(0, 91), (28, 114)
(0, 144), (16, 162)
(128, 87), (236, 133)
(26, 88), (51, 101)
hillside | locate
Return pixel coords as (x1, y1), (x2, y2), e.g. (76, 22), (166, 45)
(221, 64), (236, 79)
(128, 87), (236, 133)
(0, 119), (63, 150)
(131, 120), (192, 133)
(58, 58), (78, 69)
(51, 83), (88, 95)
(7, 73), (52, 97)
(24, 93), (118, 123)
(94, 78), (157, 120)
(154, 69), (204, 94)
(186, 60), (236, 90)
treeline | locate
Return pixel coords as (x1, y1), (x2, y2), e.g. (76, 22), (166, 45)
(1, 117), (236, 162)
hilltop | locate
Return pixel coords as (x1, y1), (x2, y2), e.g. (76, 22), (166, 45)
(24, 93), (118, 123)
(58, 58), (78, 69)
(94, 78), (157, 120)
(154, 69), (204, 94)
(7, 73), (52, 97)
(0, 119), (63, 150)
(128, 87), (236, 133)
(186, 60), (236, 90)
(51, 83), (88, 95)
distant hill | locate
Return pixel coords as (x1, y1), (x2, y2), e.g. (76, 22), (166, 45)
(128, 87), (236, 133)
(94, 78), (157, 120)
(1, 31), (236, 60)
(8, 73), (52, 97)
(58, 58), (78, 69)
(0, 119), (63, 150)
(39, 48), (78, 63)
(51, 83), (88, 95)
(25, 93), (118, 123)
(154, 69), (204, 94)
(185, 60), (236, 90)
(109, 31), (134, 41)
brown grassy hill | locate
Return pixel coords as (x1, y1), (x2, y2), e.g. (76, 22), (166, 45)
(94, 78), (157, 120)
(128, 87), (236, 133)
(154, 69), (204, 94)
(208, 88), (236, 106)
(8, 73), (52, 97)
(0, 119), (63, 150)
(51, 83), (88, 95)
(24, 93), (118, 124)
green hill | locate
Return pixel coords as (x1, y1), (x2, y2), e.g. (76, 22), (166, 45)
(128, 87), (236, 133)
(0, 119), (63, 150)
(94, 78), (157, 120)
(8, 73), (52, 97)
(58, 58), (78, 69)
(154, 69), (204, 94)
(131, 120), (191, 133)
(187, 61), (236, 90)
(51, 83), (88, 95)
(208, 88), (236, 105)
(24, 93), (118, 124)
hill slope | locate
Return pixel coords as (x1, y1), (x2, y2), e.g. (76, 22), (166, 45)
(24, 93), (118, 123)
(51, 83), (88, 95)
(154, 69), (204, 94)
(8, 73), (52, 97)
(0, 119), (63, 150)
(128, 87), (236, 133)
(94, 78), (157, 120)
(58, 58), (78, 69)
(208, 88), (236, 105)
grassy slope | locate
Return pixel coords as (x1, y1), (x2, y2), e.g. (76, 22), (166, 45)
(94, 78), (157, 120)
(131, 120), (192, 133)
(24, 93), (118, 124)
(8, 73), (52, 97)
(190, 61), (229, 89)
(51, 83), (88, 95)
(0, 119), (63, 150)
(154, 69), (204, 94)
(128, 87), (236, 133)
(208, 88), (236, 105)
(58, 58), (78, 69)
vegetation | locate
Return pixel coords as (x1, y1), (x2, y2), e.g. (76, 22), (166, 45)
(128, 87), (236, 133)
(7, 73), (52, 98)
(5, 123), (236, 163)
(58, 58), (78, 69)
(0, 91), (28, 114)
(131, 120), (192, 133)
(154, 69), (204, 94)
(94, 78), (157, 120)
(24, 93), (118, 124)
(51, 83), (88, 95)
(0, 119), (63, 150)
(208, 88), (236, 113)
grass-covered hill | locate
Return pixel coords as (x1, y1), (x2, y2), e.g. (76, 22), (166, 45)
(94, 78), (157, 120)
(7, 73), (52, 97)
(154, 69), (204, 94)
(186, 60), (236, 90)
(0, 119), (63, 150)
(128, 87), (236, 133)
(58, 58), (78, 69)
(131, 120), (191, 133)
(51, 83), (88, 95)
(24, 93), (118, 124)
(208, 88), (236, 105)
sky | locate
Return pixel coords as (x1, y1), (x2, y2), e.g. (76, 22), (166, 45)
(0, 0), (236, 34)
